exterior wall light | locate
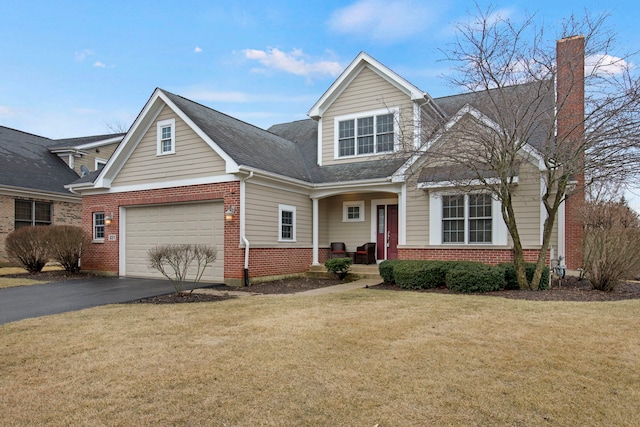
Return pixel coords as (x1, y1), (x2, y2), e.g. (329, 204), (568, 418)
(225, 206), (236, 221)
(104, 213), (113, 226)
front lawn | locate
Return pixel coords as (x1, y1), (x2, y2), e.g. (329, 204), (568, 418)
(1, 290), (638, 426)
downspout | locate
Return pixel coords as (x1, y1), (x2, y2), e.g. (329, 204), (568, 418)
(241, 171), (253, 286)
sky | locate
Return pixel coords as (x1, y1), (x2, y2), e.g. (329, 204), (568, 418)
(1, 0), (639, 204)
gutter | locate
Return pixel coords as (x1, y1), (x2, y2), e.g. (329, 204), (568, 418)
(241, 171), (254, 286)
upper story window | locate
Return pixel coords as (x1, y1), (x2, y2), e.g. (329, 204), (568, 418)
(156, 118), (176, 155)
(15, 200), (51, 230)
(335, 108), (397, 158)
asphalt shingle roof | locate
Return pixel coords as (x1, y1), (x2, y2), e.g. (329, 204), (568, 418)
(0, 126), (80, 194)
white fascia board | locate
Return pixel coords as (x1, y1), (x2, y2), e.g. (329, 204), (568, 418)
(417, 177), (519, 190)
(308, 52), (427, 118)
(237, 166), (312, 189)
(73, 135), (124, 150)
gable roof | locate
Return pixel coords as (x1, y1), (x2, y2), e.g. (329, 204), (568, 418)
(308, 52), (432, 119)
(0, 126), (80, 195)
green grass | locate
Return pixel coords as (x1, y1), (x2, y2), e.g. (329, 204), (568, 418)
(1, 290), (639, 426)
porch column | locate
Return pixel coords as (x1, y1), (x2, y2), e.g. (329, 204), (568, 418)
(398, 184), (407, 246)
(312, 197), (320, 265)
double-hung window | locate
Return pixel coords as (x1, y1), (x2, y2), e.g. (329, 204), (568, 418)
(278, 204), (296, 242)
(14, 200), (51, 230)
(93, 212), (105, 241)
(157, 118), (176, 155)
(336, 109), (396, 158)
(430, 193), (504, 245)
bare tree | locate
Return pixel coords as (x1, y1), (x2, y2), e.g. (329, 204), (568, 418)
(104, 120), (129, 134)
(407, 7), (640, 289)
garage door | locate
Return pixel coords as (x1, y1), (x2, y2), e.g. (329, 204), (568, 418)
(123, 202), (224, 281)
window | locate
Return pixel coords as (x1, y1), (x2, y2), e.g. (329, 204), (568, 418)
(335, 110), (396, 158)
(14, 200), (51, 230)
(343, 201), (365, 222)
(430, 192), (506, 245)
(93, 212), (105, 241)
(278, 204), (296, 242)
(95, 158), (107, 170)
(156, 118), (176, 155)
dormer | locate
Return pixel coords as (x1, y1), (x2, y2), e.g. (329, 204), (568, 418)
(308, 52), (440, 166)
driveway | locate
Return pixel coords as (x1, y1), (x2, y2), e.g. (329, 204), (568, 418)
(0, 277), (183, 325)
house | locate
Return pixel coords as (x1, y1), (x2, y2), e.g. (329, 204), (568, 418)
(0, 126), (123, 263)
(68, 37), (584, 286)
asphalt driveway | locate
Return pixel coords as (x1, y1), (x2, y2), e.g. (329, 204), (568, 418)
(0, 277), (187, 325)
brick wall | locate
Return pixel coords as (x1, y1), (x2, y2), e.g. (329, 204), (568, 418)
(398, 248), (548, 265)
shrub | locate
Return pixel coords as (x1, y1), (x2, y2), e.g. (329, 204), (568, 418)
(445, 264), (505, 293)
(583, 199), (640, 291)
(378, 260), (399, 284)
(324, 257), (352, 280)
(5, 226), (50, 273)
(148, 244), (217, 293)
(47, 226), (88, 273)
(393, 260), (447, 289)
(499, 263), (550, 290)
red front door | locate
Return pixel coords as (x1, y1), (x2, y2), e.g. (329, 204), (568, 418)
(376, 204), (398, 260)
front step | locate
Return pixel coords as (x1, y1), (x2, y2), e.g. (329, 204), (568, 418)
(308, 263), (382, 280)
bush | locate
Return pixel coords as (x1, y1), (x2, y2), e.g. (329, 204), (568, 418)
(378, 260), (400, 284)
(148, 244), (217, 293)
(499, 263), (550, 290)
(393, 260), (447, 289)
(47, 226), (88, 273)
(324, 257), (352, 280)
(5, 226), (50, 273)
(445, 264), (505, 293)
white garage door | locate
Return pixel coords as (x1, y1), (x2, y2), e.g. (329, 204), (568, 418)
(123, 202), (224, 282)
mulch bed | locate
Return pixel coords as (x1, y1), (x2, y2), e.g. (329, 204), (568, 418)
(10, 270), (640, 303)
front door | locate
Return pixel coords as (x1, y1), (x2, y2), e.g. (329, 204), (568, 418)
(376, 204), (398, 260)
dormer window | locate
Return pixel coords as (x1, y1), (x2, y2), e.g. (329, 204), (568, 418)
(157, 118), (175, 155)
(335, 108), (397, 158)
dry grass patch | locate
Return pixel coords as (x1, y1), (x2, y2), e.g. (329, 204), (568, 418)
(0, 266), (64, 288)
(1, 290), (639, 426)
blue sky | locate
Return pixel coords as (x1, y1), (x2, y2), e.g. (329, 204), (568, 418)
(0, 0), (638, 140)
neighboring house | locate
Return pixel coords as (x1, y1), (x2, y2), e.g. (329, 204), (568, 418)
(0, 127), (123, 263)
(68, 37), (584, 285)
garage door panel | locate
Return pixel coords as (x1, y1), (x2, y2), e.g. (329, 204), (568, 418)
(124, 202), (224, 281)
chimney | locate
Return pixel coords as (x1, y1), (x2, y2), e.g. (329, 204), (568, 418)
(556, 35), (585, 270)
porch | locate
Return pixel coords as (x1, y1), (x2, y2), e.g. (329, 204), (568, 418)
(307, 263), (382, 281)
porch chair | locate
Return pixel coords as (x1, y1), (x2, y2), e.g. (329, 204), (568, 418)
(355, 242), (376, 265)
(330, 242), (347, 259)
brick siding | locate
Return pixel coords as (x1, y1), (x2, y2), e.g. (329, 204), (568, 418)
(398, 248), (548, 265)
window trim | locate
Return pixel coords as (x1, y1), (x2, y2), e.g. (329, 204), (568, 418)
(429, 192), (508, 246)
(333, 108), (398, 159)
(95, 158), (108, 170)
(342, 201), (365, 222)
(93, 212), (105, 242)
(278, 204), (297, 242)
(156, 118), (176, 156)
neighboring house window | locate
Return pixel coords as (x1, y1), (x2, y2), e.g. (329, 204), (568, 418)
(430, 192), (506, 245)
(278, 204), (296, 242)
(95, 158), (107, 170)
(335, 109), (397, 158)
(156, 118), (176, 155)
(343, 201), (365, 222)
(93, 212), (105, 241)
(14, 200), (51, 230)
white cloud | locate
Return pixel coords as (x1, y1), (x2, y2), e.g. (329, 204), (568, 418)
(586, 53), (630, 77)
(93, 61), (106, 68)
(74, 49), (95, 62)
(194, 46), (203, 53)
(0, 105), (16, 117)
(327, 0), (438, 42)
(242, 48), (342, 78)
(182, 88), (317, 105)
